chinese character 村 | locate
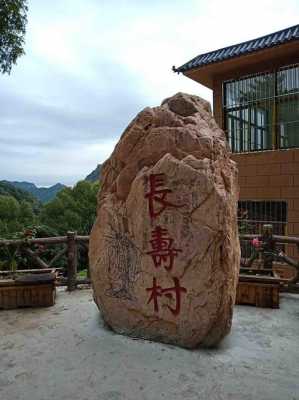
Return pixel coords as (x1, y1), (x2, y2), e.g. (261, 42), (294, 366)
(146, 277), (187, 316)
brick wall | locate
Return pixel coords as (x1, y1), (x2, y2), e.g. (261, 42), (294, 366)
(231, 149), (299, 257)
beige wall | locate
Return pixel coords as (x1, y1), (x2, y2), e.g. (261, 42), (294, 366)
(231, 149), (299, 257)
(208, 50), (299, 260)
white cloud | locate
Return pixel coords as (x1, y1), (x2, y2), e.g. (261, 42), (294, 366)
(0, 0), (298, 185)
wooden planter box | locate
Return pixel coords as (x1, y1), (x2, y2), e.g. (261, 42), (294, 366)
(0, 273), (56, 310)
(273, 263), (297, 280)
(236, 275), (280, 308)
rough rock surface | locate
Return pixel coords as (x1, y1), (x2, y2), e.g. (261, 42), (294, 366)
(89, 92), (240, 348)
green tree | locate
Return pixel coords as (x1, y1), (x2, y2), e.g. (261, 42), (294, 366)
(0, 194), (20, 219)
(0, 0), (28, 74)
(40, 181), (100, 272)
(0, 195), (37, 237)
(0, 195), (20, 235)
(19, 199), (35, 225)
(41, 180), (100, 235)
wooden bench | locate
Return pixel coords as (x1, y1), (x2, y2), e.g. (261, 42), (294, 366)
(236, 274), (280, 308)
(0, 273), (56, 310)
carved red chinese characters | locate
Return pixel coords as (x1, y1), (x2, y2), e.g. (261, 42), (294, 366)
(145, 173), (184, 220)
(146, 277), (187, 316)
(145, 174), (186, 317)
(146, 226), (182, 271)
(89, 92), (240, 349)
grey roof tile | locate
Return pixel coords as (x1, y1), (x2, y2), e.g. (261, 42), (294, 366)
(174, 24), (299, 73)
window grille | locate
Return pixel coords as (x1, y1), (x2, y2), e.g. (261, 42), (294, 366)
(238, 200), (287, 257)
(223, 63), (299, 153)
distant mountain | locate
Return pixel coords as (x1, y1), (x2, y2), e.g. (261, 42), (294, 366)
(2, 181), (66, 204)
(2, 164), (101, 205)
(85, 164), (102, 182)
(0, 181), (41, 209)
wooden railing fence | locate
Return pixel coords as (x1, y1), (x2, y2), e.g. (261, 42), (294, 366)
(1, 232), (299, 292)
(239, 233), (299, 248)
(0, 231), (89, 291)
(239, 233), (299, 293)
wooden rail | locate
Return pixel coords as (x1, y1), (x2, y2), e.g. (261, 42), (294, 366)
(240, 233), (299, 293)
(0, 235), (89, 246)
(1, 232), (299, 293)
(0, 231), (90, 291)
(240, 234), (299, 247)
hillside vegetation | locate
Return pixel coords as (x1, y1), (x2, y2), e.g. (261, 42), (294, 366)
(84, 164), (102, 182)
(0, 181), (40, 208)
(0, 171), (100, 272)
(0, 180), (100, 240)
(1, 181), (66, 203)
(2, 164), (101, 205)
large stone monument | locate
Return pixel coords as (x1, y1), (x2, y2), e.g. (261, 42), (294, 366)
(89, 92), (240, 348)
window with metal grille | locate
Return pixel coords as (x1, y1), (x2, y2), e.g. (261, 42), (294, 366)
(238, 200), (287, 257)
(223, 63), (299, 153)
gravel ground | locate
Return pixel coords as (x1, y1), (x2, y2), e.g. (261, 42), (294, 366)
(0, 288), (298, 400)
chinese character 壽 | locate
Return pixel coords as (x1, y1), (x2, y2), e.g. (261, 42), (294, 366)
(147, 226), (182, 271)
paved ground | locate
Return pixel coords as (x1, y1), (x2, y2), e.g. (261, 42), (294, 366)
(0, 288), (298, 400)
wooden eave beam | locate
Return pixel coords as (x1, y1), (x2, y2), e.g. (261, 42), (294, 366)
(182, 40), (299, 90)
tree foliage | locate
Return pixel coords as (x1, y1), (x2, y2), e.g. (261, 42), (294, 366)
(0, 180), (100, 271)
(0, 180), (100, 238)
(0, 195), (36, 237)
(0, 0), (28, 74)
(0, 181), (41, 211)
(40, 181), (100, 235)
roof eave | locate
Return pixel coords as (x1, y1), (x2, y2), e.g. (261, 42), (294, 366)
(178, 40), (299, 89)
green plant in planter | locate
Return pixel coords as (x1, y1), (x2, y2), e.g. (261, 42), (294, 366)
(1, 243), (20, 278)
(0, 228), (36, 278)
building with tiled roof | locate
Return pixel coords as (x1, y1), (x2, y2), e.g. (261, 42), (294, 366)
(174, 25), (299, 257)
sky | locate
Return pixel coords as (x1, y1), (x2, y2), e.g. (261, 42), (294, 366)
(0, 0), (298, 186)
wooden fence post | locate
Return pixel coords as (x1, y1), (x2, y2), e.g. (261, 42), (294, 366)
(67, 231), (77, 291)
(86, 244), (90, 279)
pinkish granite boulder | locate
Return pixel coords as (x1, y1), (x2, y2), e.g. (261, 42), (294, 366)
(89, 92), (240, 348)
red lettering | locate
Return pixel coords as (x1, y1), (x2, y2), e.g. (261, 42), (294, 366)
(145, 174), (184, 220)
(147, 226), (181, 271)
(146, 277), (187, 316)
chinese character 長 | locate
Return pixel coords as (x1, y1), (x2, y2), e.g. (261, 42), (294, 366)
(145, 174), (184, 220)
